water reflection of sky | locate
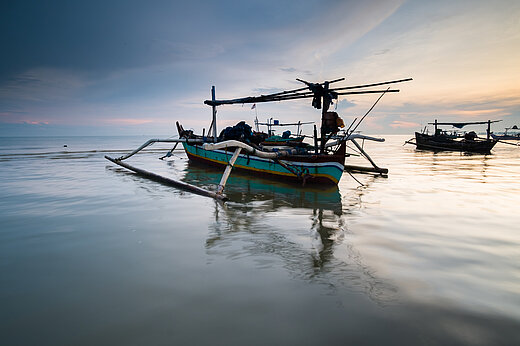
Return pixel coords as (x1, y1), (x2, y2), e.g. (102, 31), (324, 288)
(194, 167), (398, 306)
(2, 135), (520, 344)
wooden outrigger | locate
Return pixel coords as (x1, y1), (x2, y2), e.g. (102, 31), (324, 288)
(106, 77), (412, 200)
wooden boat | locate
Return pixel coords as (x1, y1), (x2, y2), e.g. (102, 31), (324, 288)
(407, 119), (500, 154)
(491, 125), (520, 140)
(180, 131), (346, 185)
(106, 77), (412, 200)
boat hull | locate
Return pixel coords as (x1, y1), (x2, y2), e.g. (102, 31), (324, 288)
(414, 132), (496, 153)
(182, 143), (345, 185)
(491, 134), (520, 140)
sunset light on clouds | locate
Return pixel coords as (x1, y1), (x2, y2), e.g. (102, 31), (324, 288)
(389, 121), (420, 129)
(1, 0), (519, 136)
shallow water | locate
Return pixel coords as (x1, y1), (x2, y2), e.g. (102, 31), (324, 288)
(1, 135), (519, 345)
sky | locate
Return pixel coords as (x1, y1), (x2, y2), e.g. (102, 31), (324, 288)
(1, 0), (519, 136)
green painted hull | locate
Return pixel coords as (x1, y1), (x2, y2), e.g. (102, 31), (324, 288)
(182, 143), (344, 185)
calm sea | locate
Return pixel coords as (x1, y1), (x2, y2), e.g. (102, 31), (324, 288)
(1, 135), (519, 345)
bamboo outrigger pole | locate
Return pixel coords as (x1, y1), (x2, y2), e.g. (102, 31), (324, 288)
(115, 138), (203, 161)
(216, 148), (242, 195)
(105, 136), (226, 200)
(105, 155), (228, 201)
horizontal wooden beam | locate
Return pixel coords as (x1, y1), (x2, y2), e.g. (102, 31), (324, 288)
(344, 165), (388, 175)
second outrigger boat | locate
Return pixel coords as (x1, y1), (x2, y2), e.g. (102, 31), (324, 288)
(406, 119), (500, 154)
(106, 77), (412, 200)
(491, 125), (520, 141)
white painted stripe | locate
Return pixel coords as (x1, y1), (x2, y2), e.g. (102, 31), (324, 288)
(207, 147), (344, 170)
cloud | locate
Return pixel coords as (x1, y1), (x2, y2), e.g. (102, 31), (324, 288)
(22, 121), (49, 125)
(251, 87), (284, 95)
(103, 118), (155, 125)
(374, 49), (390, 56)
(450, 108), (508, 118)
(149, 39), (226, 61)
(2, 0), (519, 136)
(0, 68), (86, 103)
(389, 120), (420, 129)
(336, 99), (356, 111)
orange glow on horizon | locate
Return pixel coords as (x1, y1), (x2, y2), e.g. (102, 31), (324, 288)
(389, 121), (420, 129)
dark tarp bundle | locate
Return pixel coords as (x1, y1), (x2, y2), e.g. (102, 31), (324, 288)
(218, 121), (253, 142)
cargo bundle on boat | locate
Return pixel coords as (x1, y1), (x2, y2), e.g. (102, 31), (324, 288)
(106, 77), (412, 200)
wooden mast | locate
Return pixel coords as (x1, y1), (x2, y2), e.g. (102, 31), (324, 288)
(320, 81), (329, 154)
(211, 86), (217, 142)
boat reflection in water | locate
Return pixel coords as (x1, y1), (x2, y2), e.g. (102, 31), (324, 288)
(182, 160), (396, 304)
(183, 160), (342, 210)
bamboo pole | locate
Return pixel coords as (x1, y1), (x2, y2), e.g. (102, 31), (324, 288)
(344, 88), (389, 142)
(204, 89), (400, 106)
(332, 78), (412, 91)
(105, 156), (227, 201)
(350, 139), (388, 174)
(117, 138), (203, 161)
(344, 164), (388, 175)
(159, 142), (180, 160)
(216, 148), (241, 195)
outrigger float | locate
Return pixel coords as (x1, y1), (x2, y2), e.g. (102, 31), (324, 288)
(106, 77), (412, 201)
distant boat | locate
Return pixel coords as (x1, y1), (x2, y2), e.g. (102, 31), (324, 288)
(491, 125), (520, 140)
(250, 119), (311, 147)
(406, 119), (500, 154)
